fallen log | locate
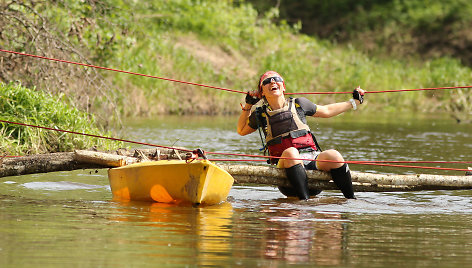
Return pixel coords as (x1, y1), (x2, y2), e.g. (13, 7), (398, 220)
(73, 150), (136, 167)
(218, 164), (472, 191)
(0, 152), (102, 178)
(1, 150), (471, 192)
(0, 148), (190, 178)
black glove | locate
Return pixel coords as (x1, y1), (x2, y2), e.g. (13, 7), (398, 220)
(353, 89), (364, 104)
(245, 92), (260, 105)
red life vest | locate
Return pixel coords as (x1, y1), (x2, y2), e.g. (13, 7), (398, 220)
(260, 98), (319, 158)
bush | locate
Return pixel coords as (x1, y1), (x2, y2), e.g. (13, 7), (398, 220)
(0, 82), (123, 155)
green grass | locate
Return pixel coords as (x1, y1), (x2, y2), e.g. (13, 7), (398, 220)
(2, 0), (471, 154)
(102, 0), (472, 115)
(3, 0), (472, 118)
(0, 82), (124, 155)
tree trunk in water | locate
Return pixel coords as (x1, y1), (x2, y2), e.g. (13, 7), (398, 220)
(217, 164), (472, 191)
(1, 150), (472, 192)
(0, 152), (101, 178)
(0, 149), (190, 178)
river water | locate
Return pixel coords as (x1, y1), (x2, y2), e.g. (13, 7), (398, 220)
(1, 113), (472, 267)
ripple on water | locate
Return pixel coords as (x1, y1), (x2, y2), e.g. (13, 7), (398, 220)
(20, 181), (107, 191)
(228, 186), (472, 215)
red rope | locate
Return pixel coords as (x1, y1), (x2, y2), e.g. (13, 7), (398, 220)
(0, 119), (193, 153)
(336, 160), (472, 164)
(2, 48), (471, 95)
(0, 49), (246, 94)
(207, 158), (472, 165)
(347, 162), (471, 172)
(1, 48), (471, 172)
(2, 120), (471, 172)
(285, 86), (472, 95)
(207, 158), (472, 172)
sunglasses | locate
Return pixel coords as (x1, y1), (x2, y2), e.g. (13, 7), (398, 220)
(261, 76), (283, 86)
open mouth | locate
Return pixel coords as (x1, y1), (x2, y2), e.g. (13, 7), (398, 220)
(270, 85), (279, 91)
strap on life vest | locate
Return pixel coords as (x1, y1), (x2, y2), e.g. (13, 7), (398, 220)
(255, 106), (268, 153)
(254, 100), (323, 163)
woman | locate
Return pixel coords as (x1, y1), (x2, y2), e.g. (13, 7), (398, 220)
(237, 71), (365, 200)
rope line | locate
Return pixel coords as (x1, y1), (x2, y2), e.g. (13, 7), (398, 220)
(0, 119), (193, 153)
(206, 159), (471, 172)
(285, 86), (472, 95)
(1, 119), (471, 172)
(0, 49), (246, 94)
(1, 49), (470, 172)
(2, 48), (471, 95)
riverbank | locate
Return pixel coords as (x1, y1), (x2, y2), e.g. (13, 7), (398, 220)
(0, 82), (123, 155)
(1, 1), (471, 119)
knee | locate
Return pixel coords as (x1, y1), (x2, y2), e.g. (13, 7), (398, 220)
(280, 147), (302, 168)
(282, 147), (299, 157)
(323, 150), (344, 161)
(318, 149), (345, 170)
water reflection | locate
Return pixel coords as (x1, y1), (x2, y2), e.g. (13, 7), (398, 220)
(106, 198), (353, 266)
(2, 114), (472, 267)
(261, 209), (345, 265)
(108, 201), (234, 266)
(227, 190), (354, 266)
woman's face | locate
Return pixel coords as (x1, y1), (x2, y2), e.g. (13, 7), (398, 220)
(260, 74), (285, 99)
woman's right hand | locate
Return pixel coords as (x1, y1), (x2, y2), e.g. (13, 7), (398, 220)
(245, 90), (261, 105)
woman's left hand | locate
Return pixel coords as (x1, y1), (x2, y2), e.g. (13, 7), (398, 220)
(353, 86), (365, 104)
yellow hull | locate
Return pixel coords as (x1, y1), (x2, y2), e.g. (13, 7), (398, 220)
(107, 160), (234, 205)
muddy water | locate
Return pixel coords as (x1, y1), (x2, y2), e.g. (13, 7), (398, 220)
(1, 113), (472, 267)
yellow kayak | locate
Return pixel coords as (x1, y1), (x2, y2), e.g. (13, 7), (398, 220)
(108, 160), (234, 205)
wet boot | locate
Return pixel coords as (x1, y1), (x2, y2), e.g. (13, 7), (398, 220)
(330, 163), (356, 199)
(283, 163), (310, 200)
(278, 186), (322, 198)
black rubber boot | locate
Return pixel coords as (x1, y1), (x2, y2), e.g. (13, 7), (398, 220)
(282, 164), (310, 200)
(278, 186), (322, 198)
(330, 163), (356, 199)
(466, 168), (472, 176)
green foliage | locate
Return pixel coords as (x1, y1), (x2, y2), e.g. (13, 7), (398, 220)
(133, 0), (285, 49)
(50, 0), (133, 62)
(96, 0), (472, 114)
(2, 0), (472, 120)
(248, 0), (472, 64)
(0, 82), (123, 155)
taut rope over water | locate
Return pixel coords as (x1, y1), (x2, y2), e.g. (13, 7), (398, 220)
(1, 49), (471, 95)
(1, 48), (471, 172)
(1, 119), (471, 172)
